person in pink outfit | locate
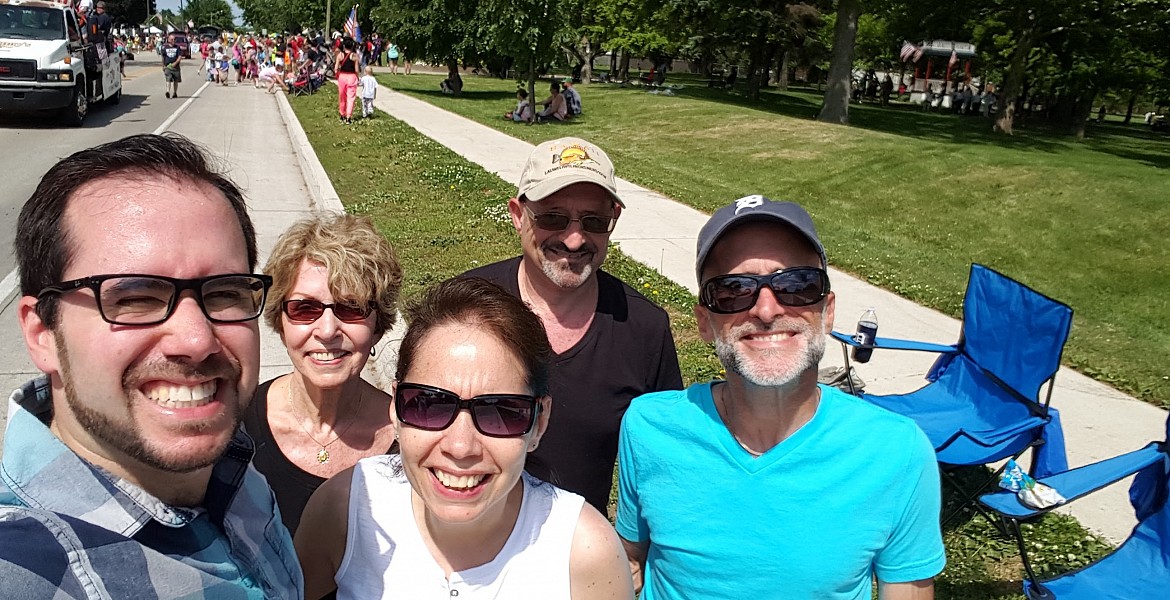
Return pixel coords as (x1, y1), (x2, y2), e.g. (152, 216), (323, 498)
(334, 38), (360, 124)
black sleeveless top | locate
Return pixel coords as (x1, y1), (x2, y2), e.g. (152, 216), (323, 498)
(242, 378), (326, 536)
(338, 52), (357, 73)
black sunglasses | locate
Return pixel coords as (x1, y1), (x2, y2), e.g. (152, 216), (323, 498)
(282, 299), (373, 324)
(523, 205), (616, 234)
(37, 273), (271, 326)
(395, 383), (541, 438)
(700, 267), (830, 314)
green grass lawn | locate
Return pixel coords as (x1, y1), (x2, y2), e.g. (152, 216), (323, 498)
(379, 72), (1170, 408)
(289, 86), (1115, 600)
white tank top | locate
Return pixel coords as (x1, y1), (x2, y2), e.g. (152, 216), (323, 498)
(335, 454), (584, 599)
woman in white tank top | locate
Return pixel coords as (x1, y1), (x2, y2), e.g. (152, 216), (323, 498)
(295, 278), (634, 599)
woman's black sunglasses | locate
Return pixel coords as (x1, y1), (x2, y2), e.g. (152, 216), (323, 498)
(699, 267), (830, 314)
(395, 383), (541, 438)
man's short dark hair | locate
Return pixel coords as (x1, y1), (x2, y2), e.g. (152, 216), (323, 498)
(15, 133), (258, 328)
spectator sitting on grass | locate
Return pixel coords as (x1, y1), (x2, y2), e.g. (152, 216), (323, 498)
(536, 81), (568, 122)
(562, 80), (582, 117)
(504, 89), (534, 122)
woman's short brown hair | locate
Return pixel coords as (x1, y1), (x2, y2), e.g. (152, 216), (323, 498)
(263, 213), (403, 336)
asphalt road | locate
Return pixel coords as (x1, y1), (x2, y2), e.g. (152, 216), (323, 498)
(0, 56), (196, 279)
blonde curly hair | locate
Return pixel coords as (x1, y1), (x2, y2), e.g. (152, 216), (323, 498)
(263, 213), (403, 337)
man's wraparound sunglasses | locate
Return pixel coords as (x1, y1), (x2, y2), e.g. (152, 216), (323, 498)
(282, 299), (374, 324)
(700, 267), (830, 314)
(523, 205), (616, 234)
(36, 273), (272, 326)
(395, 382), (541, 438)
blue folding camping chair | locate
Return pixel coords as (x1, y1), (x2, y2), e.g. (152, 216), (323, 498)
(832, 264), (1073, 525)
(978, 414), (1170, 599)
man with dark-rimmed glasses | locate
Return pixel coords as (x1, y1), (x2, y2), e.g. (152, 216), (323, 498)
(462, 137), (683, 514)
(616, 196), (945, 600)
(1, 133), (303, 597)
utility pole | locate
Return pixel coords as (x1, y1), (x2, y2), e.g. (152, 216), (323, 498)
(324, 0), (331, 37)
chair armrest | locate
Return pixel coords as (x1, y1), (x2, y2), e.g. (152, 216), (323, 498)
(979, 443), (1165, 519)
(829, 330), (957, 354)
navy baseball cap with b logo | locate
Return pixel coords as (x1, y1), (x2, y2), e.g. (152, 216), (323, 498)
(695, 195), (827, 284)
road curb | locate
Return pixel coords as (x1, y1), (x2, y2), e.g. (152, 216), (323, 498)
(275, 90), (345, 213)
(273, 87), (401, 392)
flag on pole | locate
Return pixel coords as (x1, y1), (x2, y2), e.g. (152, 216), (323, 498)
(344, 6), (362, 43)
(948, 50), (958, 68)
(899, 41), (916, 62)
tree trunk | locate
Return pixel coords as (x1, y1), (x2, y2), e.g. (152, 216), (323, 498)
(760, 45), (777, 88)
(609, 48), (617, 78)
(526, 57), (536, 123)
(619, 50), (630, 81)
(446, 60), (463, 97)
(583, 44), (597, 84)
(777, 49), (790, 91)
(565, 40), (587, 83)
(1071, 90), (1096, 139)
(1124, 92), (1137, 124)
(994, 27), (1034, 135)
(818, 0), (861, 124)
(745, 48), (761, 100)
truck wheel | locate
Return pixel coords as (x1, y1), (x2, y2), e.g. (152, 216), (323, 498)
(62, 82), (87, 127)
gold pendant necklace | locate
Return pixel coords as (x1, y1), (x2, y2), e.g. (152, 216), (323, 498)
(287, 377), (363, 465)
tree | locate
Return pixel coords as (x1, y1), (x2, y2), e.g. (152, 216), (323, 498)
(669, 1), (825, 100)
(570, 0), (669, 84)
(103, 0), (152, 25)
(480, 0), (575, 109)
(373, 0), (485, 96)
(818, 0), (860, 123)
(182, 0), (234, 31)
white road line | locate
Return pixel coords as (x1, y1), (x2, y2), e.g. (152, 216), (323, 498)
(1, 80), (212, 313)
(0, 268), (17, 313)
(153, 80), (211, 135)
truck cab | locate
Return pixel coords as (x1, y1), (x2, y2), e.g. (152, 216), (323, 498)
(0, 0), (121, 125)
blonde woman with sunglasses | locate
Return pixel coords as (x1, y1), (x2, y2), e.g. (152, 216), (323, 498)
(242, 213), (403, 535)
(295, 278), (633, 600)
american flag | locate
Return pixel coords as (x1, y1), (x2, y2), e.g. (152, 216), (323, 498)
(344, 6), (362, 43)
(899, 41), (916, 62)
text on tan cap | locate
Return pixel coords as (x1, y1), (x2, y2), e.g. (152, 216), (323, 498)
(516, 137), (624, 207)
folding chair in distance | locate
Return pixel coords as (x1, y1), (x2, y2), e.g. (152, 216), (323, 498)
(832, 263), (1074, 526)
(978, 414), (1170, 599)
(289, 74), (313, 97)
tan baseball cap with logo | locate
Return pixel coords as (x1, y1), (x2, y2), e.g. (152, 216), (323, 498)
(516, 137), (624, 207)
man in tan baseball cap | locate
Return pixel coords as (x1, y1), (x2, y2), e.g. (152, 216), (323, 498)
(461, 137), (682, 513)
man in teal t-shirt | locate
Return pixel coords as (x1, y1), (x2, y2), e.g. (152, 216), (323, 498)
(616, 195), (945, 599)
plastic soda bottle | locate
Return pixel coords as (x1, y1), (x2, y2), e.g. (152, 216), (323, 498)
(851, 307), (878, 363)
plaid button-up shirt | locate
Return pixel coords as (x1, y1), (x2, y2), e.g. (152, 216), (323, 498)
(0, 377), (304, 599)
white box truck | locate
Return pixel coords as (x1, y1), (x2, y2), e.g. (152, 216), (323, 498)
(0, 0), (121, 125)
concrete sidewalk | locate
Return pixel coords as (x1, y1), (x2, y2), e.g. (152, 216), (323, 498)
(368, 84), (1168, 544)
